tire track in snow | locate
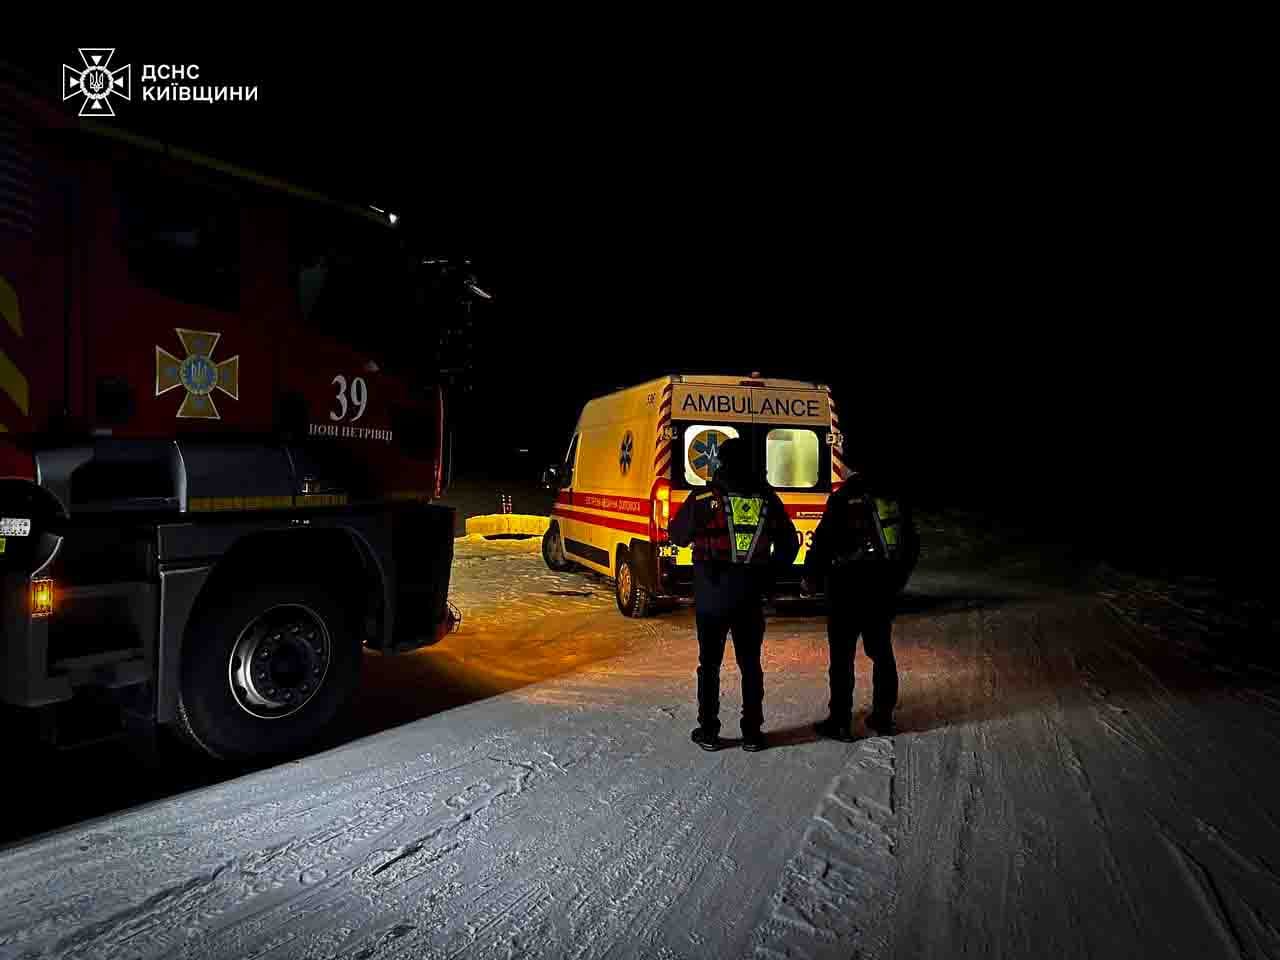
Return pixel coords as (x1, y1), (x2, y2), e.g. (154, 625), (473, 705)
(204, 749), (575, 960)
(558, 777), (721, 959)
(752, 737), (897, 960)
(1030, 606), (1145, 956)
(311, 728), (711, 959)
(889, 608), (987, 959)
(1155, 822), (1248, 960)
(29, 736), (592, 960)
(212, 725), (624, 960)
(890, 599), (1157, 958)
(0, 747), (500, 954)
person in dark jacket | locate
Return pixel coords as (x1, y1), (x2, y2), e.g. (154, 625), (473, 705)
(669, 437), (798, 752)
(803, 469), (907, 740)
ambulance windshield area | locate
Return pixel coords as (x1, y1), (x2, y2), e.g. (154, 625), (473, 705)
(678, 423), (827, 492)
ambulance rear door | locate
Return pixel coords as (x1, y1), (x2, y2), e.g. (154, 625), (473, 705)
(754, 389), (832, 566)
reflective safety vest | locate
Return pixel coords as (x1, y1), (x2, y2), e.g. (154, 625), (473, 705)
(872, 497), (903, 558)
(691, 490), (771, 565)
(727, 494), (769, 562)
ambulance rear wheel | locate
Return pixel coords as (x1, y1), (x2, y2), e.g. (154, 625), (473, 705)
(615, 550), (652, 618)
(542, 522), (574, 571)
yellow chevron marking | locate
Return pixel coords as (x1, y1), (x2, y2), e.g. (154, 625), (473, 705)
(0, 347), (30, 415)
(0, 277), (20, 336)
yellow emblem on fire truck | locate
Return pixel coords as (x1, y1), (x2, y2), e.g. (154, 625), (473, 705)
(155, 328), (239, 419)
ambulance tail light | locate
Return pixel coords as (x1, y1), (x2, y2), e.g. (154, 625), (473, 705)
(652, 478), (671, 542)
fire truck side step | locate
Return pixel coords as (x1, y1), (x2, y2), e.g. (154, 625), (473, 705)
(38, 700), (130, 752)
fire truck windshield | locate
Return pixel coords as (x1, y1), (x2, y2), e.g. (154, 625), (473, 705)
(292, 218), (436, 374)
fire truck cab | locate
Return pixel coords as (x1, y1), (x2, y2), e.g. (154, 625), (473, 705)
(0, 80), (457, 760)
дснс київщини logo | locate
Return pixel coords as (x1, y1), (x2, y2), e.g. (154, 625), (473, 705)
(63, 49), (131, 117)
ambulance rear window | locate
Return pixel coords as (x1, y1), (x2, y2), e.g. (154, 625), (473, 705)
(682, 424), (741, 487)
(766, 428), (820, 489)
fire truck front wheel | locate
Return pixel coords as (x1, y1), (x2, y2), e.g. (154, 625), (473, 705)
(175, 583), (362, 761)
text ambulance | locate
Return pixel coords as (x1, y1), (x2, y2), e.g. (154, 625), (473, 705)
(542, 375), (851, 616)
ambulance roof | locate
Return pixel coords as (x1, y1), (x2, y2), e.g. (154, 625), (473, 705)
(577, 374), (829, 429)
(587, 375), (826, 404)
(676, 374), (826, 391)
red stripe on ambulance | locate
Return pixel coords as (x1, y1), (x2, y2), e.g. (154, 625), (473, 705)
(552, 507), (649, 537)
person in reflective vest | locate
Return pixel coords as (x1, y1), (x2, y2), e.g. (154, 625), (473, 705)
(669, 437), (798, 752)
(802, 468), (905, 740)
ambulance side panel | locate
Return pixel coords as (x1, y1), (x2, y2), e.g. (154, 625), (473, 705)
(556, 381), (664, 579)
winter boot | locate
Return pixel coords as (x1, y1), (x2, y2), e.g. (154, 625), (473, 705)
(814, 716), (855, 742)
(691, 727), (723, 751)
(865, 712), (897, 736)
(741, 729), (767, 752)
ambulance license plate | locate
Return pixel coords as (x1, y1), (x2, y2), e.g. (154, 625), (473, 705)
(0, 518), (31, 537)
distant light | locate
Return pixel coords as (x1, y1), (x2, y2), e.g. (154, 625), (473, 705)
(517, 448), (530, 454)
(388, 212), (399, 225)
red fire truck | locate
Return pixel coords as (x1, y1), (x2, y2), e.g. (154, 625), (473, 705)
(1, 80), (457, 760)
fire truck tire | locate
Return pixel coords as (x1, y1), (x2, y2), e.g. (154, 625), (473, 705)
(542, 522), (575, 572)
(614, 549), (652, 618)
(174, 583), (362, 761)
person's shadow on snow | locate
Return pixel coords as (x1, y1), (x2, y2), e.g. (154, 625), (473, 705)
(751, 723), (821, 751)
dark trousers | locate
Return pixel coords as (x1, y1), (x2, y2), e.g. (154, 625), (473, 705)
(696, 605), (765, 735)
(827, 603), (898, 721)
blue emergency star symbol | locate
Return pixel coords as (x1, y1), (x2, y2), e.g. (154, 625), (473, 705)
(690, 431), (727, 480)
(619, 431), (634, 475)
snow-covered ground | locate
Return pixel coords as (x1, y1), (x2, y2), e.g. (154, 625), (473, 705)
(1, 534), (1278, 959)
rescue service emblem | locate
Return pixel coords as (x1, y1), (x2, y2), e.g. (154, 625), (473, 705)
(62, 49), (131, 118)
(155, 328), (240, 419)
(619, 431), (634, 475)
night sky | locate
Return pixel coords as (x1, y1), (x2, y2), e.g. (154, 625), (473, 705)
(4, 44), (1266, 580)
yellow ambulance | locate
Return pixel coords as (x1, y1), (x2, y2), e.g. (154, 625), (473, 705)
(541, 374), (852, 616)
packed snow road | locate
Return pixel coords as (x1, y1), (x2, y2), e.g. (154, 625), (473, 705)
(2, 534), (1278, 959)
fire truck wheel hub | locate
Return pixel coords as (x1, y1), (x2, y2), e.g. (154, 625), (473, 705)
(228, 603), (332, 719)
